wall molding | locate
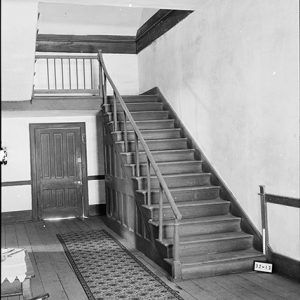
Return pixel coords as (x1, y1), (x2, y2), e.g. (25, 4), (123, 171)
(1, 204), (107, 224)
(87, 175), (105, 181)
(1, 210), (33, 224)
(1, 180), (31, 187)
(270, 251), (300, 282)
(143, 87), (263, 251)
(265, 194), (300, 208)
(89, 204), (106, 216)
(36, 10), (193, 54)
(1, 175), (105, 187)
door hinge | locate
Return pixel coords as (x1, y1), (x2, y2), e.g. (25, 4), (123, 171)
(82, 133), (86, 144)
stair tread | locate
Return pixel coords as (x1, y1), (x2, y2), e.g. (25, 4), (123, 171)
(166, 249), (264, 266)
(146, 198), (228, 209)
(137, 185), (219, 194)
(162, 231), (252, 245)
(149, 214), (240, 226)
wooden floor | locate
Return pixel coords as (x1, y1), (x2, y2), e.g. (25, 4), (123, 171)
(1, 216), (300, 300)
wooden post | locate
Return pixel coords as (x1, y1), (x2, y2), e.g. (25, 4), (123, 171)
(259, 185), (269, 257)
(146, 158), (151, 206)
(172, 218), (182, 280)
(98, 61), (104, 100)
(159, 185), (163, 241)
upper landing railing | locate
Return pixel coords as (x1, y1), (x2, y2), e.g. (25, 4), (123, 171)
(34, 54), (99, 95)
(34, 52), (183, 270)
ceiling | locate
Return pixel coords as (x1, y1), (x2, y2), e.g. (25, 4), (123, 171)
(38, 3), (159, 35)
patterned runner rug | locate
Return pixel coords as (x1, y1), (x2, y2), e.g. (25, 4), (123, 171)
(57, 230), (183, 299)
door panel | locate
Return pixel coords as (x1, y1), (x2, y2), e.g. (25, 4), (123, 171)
(32, 124), (87, 219)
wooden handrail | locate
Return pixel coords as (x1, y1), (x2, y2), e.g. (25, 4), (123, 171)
(36, 54), (97, 59)
(97, 50), (182, 221)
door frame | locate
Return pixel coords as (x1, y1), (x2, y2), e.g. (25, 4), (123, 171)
(29, 122), (89, 220)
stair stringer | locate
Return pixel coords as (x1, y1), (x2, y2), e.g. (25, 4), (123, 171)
(102, 113), (173, 276)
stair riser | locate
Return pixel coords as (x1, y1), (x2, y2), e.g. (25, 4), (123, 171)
(120, 120), (175, 130)
(149, 203), (230, 221)
(137, 188), (220, 204)
(136, 174), (210, 189)
(118, 139), (188, 152)
(178, 236), (253, 257)
(181, 255), (266, 279)
(122, 151), (195, 164)
(112, 130), (181, 142)
(105, 111), (169, 122)
(140, 162), (203, 175)
(152, 220), (241, 239)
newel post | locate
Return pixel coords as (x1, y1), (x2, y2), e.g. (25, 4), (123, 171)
(259, 185), (269, 258)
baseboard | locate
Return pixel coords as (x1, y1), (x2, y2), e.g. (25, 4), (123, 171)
(1, 204), (106, 223)
(142, 87), (263, 251)
(1, 210), (32, 224)
(270, 252), (300, 282)
(88, 204), (106, 216)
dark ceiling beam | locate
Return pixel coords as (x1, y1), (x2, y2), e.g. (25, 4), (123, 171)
(35, 10), (193, 54)
(136, 9), (193, 53)
(36, 34), (136, 54)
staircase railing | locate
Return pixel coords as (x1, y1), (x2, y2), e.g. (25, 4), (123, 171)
(34, 54), (99, 95)
(98, 50), (182, 271)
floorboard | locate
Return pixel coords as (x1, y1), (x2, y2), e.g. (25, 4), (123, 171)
(14, 223), (45, 298)
(24, 222), (68, 300)
(2, 217), (299, 300)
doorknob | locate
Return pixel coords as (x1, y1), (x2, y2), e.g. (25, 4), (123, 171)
(74, 180), (82, 185)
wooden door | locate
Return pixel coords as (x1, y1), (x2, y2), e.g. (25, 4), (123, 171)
(30, 123), (88, 220)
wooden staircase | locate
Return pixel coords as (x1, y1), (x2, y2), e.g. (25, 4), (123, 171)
(103, 94), (265, 280)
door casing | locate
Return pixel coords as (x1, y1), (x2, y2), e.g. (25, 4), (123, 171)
(29, 122), (89, 220)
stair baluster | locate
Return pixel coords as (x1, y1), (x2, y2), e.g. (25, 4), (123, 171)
(98, 56), (104, 102)
(134, 133), (140, 177)
(146, 158), (151, 206)
(46, 58), (50, 89)
(60, 58), (64, 90)
(113, 92), (118, 131)
(68, 58), (71, 90)
(159, 185), (163, 241)
(103, 73), (107, 107)
(123, 112), (128, 152)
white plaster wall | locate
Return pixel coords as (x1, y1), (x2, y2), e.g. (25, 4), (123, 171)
(138, 0), (299, 259)
(1, 114), (105, 212)
(1, 0), (38, 101)
(38, 3), (144, 35)
(268, 204), (300, 260)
